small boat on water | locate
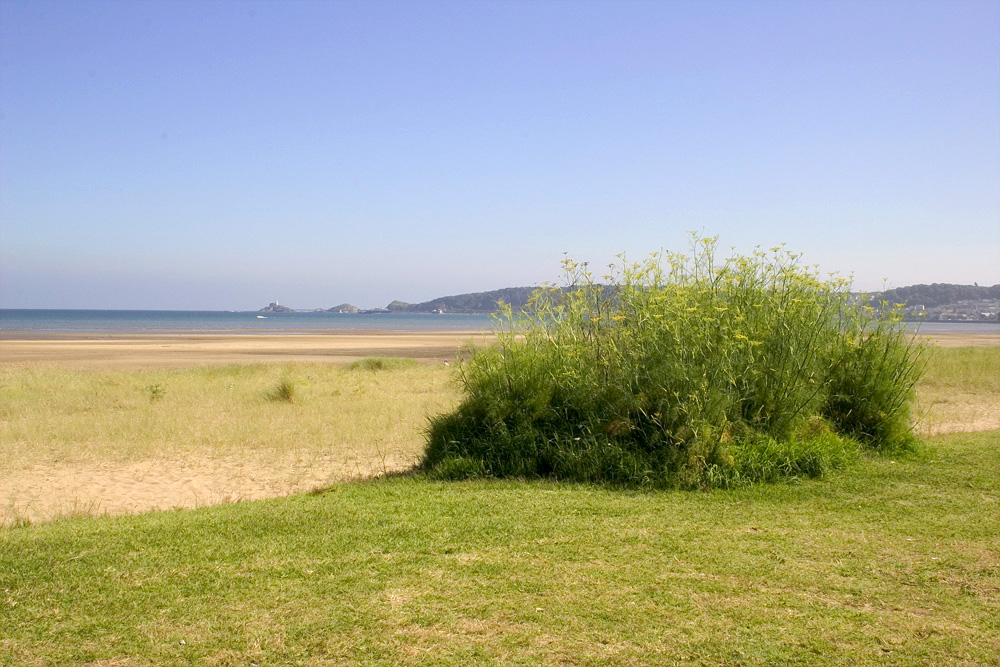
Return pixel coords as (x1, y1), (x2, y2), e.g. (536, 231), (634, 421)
(256, 315), (267, 319)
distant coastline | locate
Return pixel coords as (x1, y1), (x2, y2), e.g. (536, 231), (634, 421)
(259, 287), (539, 316)
(259, 282), (1000, 322)
(2, 283), (997, 334)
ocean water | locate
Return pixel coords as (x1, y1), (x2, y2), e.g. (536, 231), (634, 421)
(905, 322), (999, 335)
(1, 310), (995, 336)
(0, 309), (495, 335)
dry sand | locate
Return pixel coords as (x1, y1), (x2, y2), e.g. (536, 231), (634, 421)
(0, 331), (495, 369)
(913, 329), (1000, 348)
(1, 328), (996, 525)
(3, 451), (416, 525)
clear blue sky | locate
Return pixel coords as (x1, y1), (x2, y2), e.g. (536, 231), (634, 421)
(1, 0), (998, 310)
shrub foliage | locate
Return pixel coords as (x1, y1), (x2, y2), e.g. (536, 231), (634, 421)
(423, 236), (926, 488)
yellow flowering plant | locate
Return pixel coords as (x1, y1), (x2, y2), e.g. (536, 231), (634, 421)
(423, 234), (926, 488)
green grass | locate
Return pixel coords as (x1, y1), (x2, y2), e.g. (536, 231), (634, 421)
(2, 430), (998, 666)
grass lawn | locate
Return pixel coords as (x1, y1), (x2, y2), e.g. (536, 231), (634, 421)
(2, 429), (998, 666)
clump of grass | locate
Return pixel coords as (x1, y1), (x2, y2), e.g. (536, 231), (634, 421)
(145, 383), (166, 402)
(423, 234), (926, 488)
(349, 356), (418, 372)
(265, 374), (296, 403)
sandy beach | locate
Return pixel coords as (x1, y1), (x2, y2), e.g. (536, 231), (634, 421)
(1, 328), (996, 525)
(1, 327), (995, 370)
(913, 329), (1000, 348)
(0, 330), (495, 369)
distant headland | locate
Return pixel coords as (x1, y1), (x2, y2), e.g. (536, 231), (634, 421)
(260, 283), (1000, 322)
(259, 287), (537, 316)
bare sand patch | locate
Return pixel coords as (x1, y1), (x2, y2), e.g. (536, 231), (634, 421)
(0, 331), (494, 370)
(914, 330), (1000, 348)
(2, 450), (413, 526)
(913, 391), (1000, 438)
(5, 407), (993, 527)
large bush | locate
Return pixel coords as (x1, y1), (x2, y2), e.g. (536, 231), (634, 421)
(423, 236), (925, 488)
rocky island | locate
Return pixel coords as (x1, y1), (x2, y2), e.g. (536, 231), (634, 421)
(258, 301), (295, 313)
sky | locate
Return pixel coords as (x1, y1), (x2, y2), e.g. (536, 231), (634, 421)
(1, 0), (998, 311)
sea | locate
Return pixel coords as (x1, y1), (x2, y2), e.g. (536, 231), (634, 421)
(904, 322), (999, 335)
(0, 309), (495, 335)
(0, 310), (996, 336)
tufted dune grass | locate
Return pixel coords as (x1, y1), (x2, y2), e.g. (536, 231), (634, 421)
(915, 346), (1000, 436)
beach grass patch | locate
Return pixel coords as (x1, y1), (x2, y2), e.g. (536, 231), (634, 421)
(265, 373), (297, 402)
(0, 362), (457, 467)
